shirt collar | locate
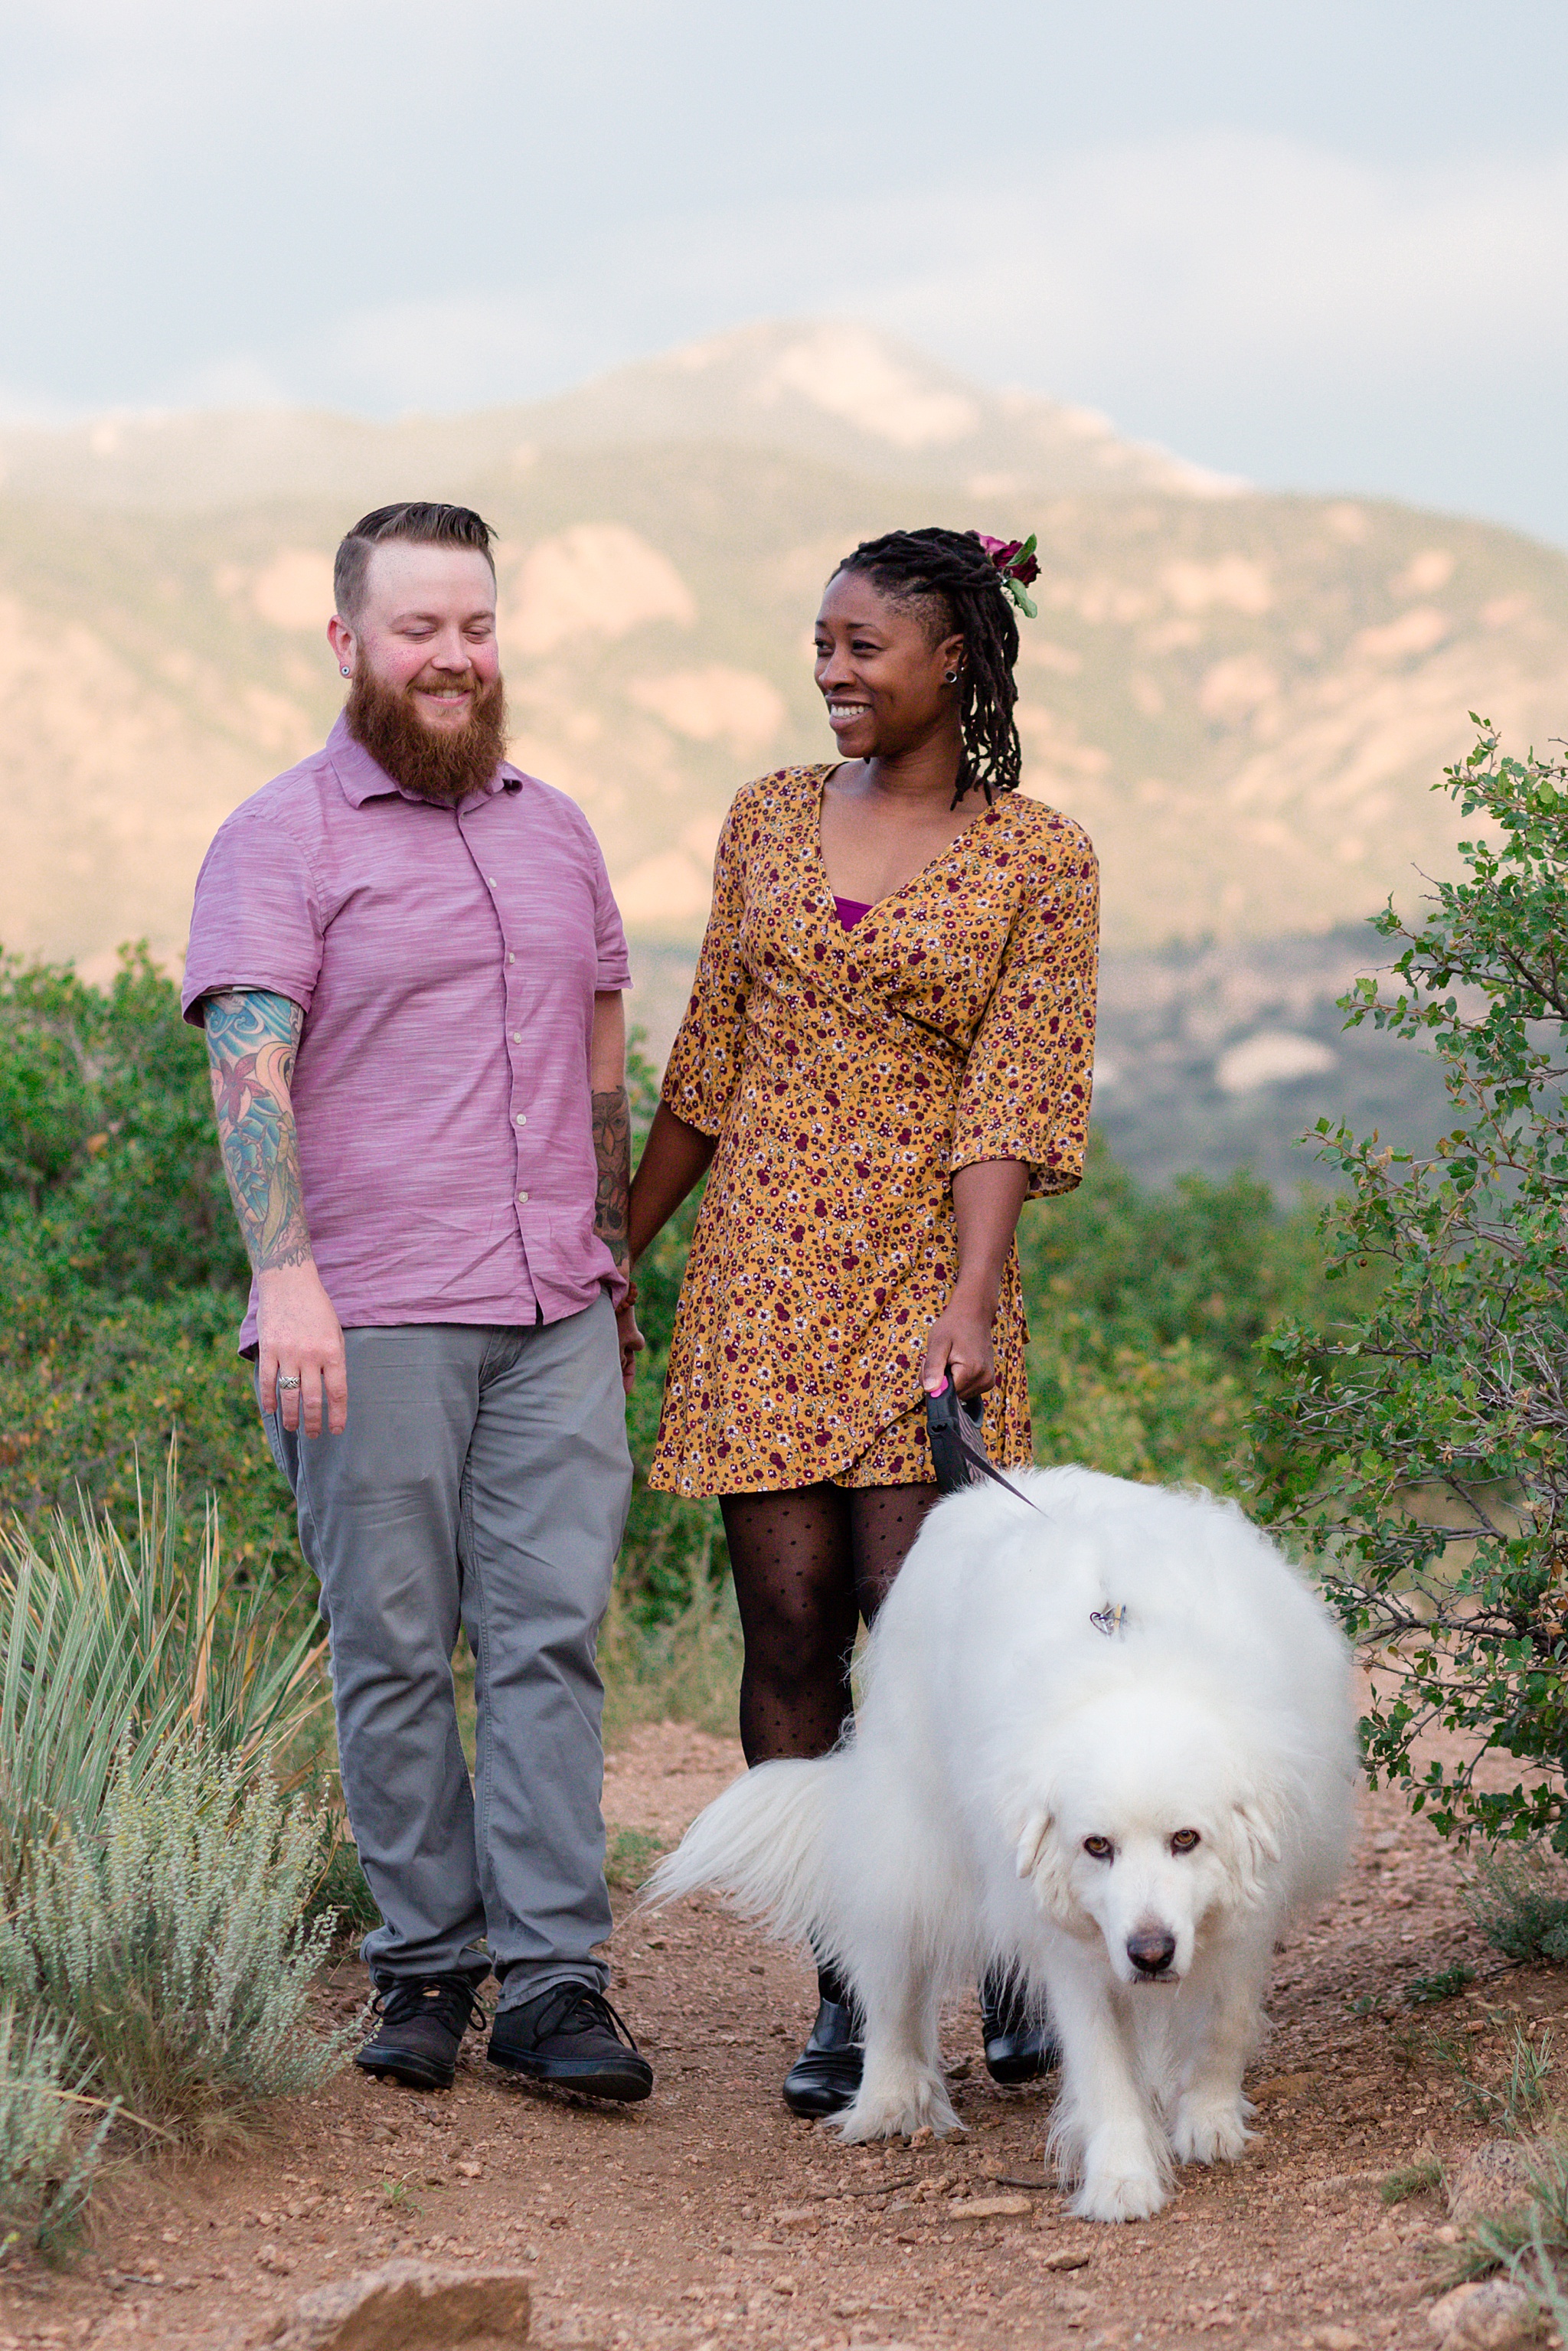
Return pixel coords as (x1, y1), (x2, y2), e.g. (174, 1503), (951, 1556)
(324, 710), (521, 808)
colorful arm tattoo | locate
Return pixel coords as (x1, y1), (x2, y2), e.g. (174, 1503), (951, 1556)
(202, 988), (312, 1272)
(592, 1085), (632, 1270)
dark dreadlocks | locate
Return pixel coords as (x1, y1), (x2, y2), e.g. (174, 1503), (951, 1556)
(833, 526), (1024, 805)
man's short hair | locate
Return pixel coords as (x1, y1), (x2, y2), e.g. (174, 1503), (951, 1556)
(334, 503), (496, 624)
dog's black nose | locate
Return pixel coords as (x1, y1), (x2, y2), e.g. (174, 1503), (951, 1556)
(1127, 1929), (1177, 1977)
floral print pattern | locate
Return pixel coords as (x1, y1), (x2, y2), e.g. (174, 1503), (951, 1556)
(649, 764), (1099, 1497)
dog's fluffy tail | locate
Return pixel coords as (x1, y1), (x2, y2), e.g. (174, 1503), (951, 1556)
(645, 1755), (842, 1952)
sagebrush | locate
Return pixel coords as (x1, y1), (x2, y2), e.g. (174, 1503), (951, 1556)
(1, 1740), (348, 2141)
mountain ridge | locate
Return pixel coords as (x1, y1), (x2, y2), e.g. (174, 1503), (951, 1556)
(0, 321), (1562, 994)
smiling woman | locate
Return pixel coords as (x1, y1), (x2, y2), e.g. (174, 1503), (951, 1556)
(627, 521), (1099, 2114)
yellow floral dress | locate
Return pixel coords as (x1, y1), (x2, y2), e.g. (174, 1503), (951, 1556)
(649, 764), (1098, 1496)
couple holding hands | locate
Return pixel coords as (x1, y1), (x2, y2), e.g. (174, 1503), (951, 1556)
(184, 501), (1097, 2114)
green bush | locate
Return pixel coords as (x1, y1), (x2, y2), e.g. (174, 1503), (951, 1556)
(0, 1742), (348, 2143)
(1465, 1843), (1568, 1965)
(1256, 725), (1568, 1848)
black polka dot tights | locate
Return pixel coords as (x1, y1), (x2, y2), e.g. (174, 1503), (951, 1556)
(717, 1483), (941, 1765)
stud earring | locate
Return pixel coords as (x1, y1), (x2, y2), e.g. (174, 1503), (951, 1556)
(340, 665), (351, 677)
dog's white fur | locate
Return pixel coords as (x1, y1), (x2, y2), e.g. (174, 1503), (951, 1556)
(651, 1467), (1355, 2222)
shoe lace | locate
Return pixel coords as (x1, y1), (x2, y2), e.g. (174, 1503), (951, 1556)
(374, 1976), (488, 2037)
(524, 1984), (642, 2051)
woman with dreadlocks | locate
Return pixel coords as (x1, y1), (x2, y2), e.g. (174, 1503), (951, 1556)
(627, 526), (1098, 2114)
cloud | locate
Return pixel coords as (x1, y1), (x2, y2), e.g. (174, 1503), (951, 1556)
(0, 2), (1565, 540)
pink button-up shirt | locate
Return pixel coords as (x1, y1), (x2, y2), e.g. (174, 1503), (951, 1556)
(182, 713), (631, 1349)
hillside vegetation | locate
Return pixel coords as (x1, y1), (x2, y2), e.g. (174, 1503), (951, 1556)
(0, 947), (1346, 1626)
(2, 322), (1565, 986)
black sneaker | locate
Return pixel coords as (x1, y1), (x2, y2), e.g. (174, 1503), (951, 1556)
(354, 1974), (486, 2091)
(488, 1983), (653, 2103)
(980, 1966), (1059, 2086)
(782, 1994), (864, 2118)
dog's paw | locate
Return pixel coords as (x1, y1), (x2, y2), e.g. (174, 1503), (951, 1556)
(1170, 2095), (1253, 2166)
(1071, 2166), (1168, 2224)
(832, 2072), (961, 2145)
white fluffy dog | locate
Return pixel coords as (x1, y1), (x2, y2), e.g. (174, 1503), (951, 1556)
(652, 1467), (1355, 2222)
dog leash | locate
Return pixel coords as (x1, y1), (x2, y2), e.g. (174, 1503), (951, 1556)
(924, 1378), (1050, 1517)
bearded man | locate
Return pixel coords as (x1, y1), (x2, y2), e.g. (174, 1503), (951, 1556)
(183, 501), (652, 2101)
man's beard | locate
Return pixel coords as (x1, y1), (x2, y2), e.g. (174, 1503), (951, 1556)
(345, 666), (509, 806)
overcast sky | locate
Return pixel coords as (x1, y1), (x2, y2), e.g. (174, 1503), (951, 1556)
(4, 1), (1566, 544)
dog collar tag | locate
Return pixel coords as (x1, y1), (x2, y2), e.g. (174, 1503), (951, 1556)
(1089, 1605), (1128, 1639)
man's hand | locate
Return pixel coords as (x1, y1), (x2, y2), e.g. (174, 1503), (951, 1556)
(616, 1293), (646, 1394)
(258, 1262), (348, 1436)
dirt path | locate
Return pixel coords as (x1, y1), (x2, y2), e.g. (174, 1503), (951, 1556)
(2, 1719), (1562, 2351)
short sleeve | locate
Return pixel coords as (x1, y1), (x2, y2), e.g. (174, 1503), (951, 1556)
(951, 824), (1099, 1198)
(181, 802), (325, 1027)
(587, 832), (632, 992)
(660, 795), (751, 1138)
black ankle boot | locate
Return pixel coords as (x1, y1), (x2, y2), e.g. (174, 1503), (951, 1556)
(980, 1966), (1058, 2086)
(782, 1964), (863, 2118)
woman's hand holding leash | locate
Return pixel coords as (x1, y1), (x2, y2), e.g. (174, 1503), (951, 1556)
(921, 1298), (998, 1399)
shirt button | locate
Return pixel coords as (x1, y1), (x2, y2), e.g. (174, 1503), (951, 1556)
(515, 1112), (527, 1126)
(507, 952), (515, 965)
(512, 1030), (523, 1043)
(487, 876), (498, 887)
(517, 1190), (529, 1203)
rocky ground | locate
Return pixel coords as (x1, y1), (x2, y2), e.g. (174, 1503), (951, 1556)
(1, 1719), (1563, 2351)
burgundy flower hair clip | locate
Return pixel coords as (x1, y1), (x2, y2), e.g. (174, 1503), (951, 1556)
(976, 531), (1040, 619)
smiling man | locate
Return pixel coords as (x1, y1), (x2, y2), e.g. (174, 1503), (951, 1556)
(182, 502), (653, 2103)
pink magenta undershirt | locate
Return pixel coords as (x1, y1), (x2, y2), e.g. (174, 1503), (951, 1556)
(834, 895), (872, 930)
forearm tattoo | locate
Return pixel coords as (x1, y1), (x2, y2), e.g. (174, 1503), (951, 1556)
(203, 988), (312, 1272)
(592, 1086), (632, 1269)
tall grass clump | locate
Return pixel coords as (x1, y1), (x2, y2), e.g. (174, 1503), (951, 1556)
(0, 1743), (348, 2142)
(0, 1461), (345, 2231)
(0, 1445), (326, 1894)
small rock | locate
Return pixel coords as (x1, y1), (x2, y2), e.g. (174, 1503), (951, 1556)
(1039, 2248), (1091, 2271)
(1315, 2328), (1364, 2351)
(1449, 2142), (1540, 2225)
(1429, 2279), (1544, 2348)
(769, 2208), (818, 2230)
(947, 2196), (1033, 2221)
(273, 2261), (532, 2350)
(907, 2125), (934, 2148)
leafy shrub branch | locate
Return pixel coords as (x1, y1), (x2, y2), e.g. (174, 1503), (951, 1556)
(1257, 724), (1568, 1844)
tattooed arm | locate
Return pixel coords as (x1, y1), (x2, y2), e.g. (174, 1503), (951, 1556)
(202, 988), (347, 1438)
(590, 989), (642, 1392)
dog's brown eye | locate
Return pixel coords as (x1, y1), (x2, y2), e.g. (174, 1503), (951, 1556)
(1171, 1830), (1200, 1854)
(1083, 1836), (1113, 1860)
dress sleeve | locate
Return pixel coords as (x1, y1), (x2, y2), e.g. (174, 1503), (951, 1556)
(659, 795), (751, 1138)
(951, 823), (1099, 1198)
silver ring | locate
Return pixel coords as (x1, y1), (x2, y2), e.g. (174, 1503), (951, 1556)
(276, 1374), (302, 1391)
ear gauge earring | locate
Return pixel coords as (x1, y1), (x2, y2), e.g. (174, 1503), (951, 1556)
(341, 665), (351, 677)
(944, 670), (959, 685)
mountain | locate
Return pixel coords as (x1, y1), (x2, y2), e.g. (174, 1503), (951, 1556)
(0, 321), (1563, 1028)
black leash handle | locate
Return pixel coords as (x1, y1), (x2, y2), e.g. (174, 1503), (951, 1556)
(923, 1378), (1048, 1517)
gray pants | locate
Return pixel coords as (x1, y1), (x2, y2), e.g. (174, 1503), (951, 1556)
(263, 1295), (632, 2006)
